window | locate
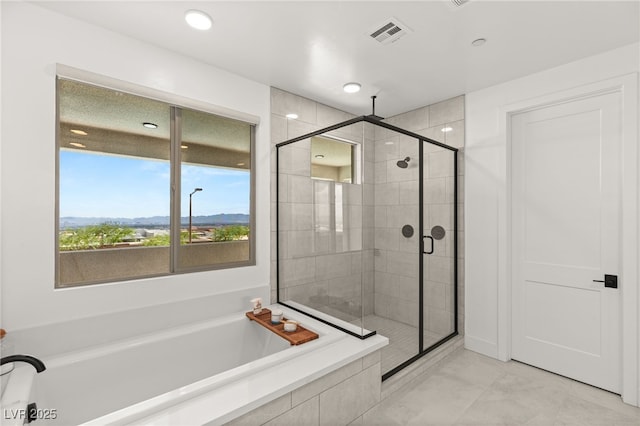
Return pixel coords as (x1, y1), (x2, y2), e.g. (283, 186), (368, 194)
(56, 78), (255, 287)
(176, 107), (253, 270)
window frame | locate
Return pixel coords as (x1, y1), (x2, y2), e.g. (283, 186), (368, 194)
(170, 106), (256, 274)
(55, 75), (257, 288)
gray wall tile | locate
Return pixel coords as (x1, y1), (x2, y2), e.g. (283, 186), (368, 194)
(429, 96), (464, 127)
(264, 396), (319, 426)
(319, 364), (381, 426)
(291, 358), (363, 406)
(225, 393), (291, 426)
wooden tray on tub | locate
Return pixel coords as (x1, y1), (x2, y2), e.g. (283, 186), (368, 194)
(246, 308), (318, 345)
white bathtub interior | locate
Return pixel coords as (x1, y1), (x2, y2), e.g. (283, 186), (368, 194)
(32, 313), (290, 425)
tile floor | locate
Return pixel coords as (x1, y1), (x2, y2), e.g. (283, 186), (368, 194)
(362, 349), (640, 425)
(361, 315), (446, 376)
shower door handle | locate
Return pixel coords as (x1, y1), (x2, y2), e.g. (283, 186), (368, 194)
(422, 236), (434, 255)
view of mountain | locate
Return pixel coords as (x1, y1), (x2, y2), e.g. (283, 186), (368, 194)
(60, 214), (249, 228)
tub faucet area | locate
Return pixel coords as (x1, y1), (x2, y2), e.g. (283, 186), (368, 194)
(1, 355), (46, 373)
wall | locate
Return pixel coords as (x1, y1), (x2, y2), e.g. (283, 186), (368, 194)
(0, 2), (271, 331)
(465, 42), (639, 405)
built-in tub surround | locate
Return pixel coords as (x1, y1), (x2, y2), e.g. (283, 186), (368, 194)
(6, 304), (386, 425)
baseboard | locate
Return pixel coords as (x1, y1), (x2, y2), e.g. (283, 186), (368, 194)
(464, 335), (499, 359)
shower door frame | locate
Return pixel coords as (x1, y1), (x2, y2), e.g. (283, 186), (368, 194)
(275, 115), (459, 379)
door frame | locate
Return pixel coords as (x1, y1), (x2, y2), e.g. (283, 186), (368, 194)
(497, 74), (639, 405)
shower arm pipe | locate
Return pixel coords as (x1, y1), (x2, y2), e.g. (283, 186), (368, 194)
(275, 115), (458, 153)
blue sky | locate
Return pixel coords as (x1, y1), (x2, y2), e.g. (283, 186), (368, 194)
(60, 151), (250, 218)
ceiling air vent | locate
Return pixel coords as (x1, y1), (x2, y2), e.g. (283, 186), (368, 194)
(451, 0), (470, 7)
(369, 18), (412, 44)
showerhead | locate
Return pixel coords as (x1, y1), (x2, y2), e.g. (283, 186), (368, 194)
(397, 157), (410, 168)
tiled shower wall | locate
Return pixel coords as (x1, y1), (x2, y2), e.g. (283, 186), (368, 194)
(270, 88), (465, 334)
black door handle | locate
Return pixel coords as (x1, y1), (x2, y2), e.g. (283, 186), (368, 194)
(593, 274), (618, 289)
(422, 235), (434, 255)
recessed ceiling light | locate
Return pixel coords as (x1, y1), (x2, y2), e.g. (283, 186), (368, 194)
(385, 141), (394, 145)
(70, 129), (87, 136)
(69, 142), (86, 148)
(185, 10), (212, 31)
(143, 122), (158, 129)
(315, 154), (325, 159)
(343, 82), (361, 93)
(441, 126), (453, 132)
(285, 113), (298, 119)
(237, 162), (245, 166)
(471, 38), (486, 47)
(181, 145), (188, 149)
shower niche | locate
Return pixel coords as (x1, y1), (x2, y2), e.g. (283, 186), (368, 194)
(276, 115), (458, 380)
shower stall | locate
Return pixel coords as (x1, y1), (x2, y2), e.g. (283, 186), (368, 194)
(276, 114), (458, 379)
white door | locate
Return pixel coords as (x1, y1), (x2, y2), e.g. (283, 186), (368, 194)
(511, 91), (621, 393)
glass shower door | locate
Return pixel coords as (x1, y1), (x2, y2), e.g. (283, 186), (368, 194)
(421, 140), (458, 352)
(370, 127), (422, 379)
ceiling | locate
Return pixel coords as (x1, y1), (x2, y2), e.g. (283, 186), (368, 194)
(35, 1), (639, 117)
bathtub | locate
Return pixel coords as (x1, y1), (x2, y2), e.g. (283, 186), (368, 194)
(8, 305), (386, 425)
